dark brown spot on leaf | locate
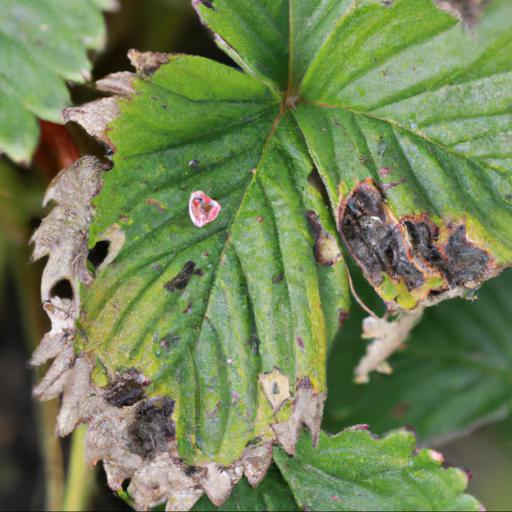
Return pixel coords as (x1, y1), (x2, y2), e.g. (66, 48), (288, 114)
(442, 225), (489, 286)
(145, 197), (167, 213)
(338, 309), (349, 326)
(404, 219), (443, 266)
(164, 261), (201, 292)
(306, 211), (342, 267)
(128, 397), (176, 458)
(272, 272), (284, 284)
(104, 368), (150, 407)
(405, 219), (490, 287)
(339, 180), (424, 289)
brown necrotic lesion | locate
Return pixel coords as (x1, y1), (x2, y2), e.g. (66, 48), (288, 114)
(339, 179), (424, 290)
(338, 178), (491, 297)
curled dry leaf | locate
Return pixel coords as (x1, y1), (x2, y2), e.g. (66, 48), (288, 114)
(31, 155), (105, 303)
(354, 309), (424, 384)
(63, 98), (121, 151)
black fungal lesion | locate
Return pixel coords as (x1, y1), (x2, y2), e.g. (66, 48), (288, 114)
(339, 178), (492, 296)
(405, 220), (490, 286)
(339, 179), (424, 289)
(128, 397), (176, 459)
(104, 368), (150, 407)
(443, 225), (490, 286)
(164, 261), (203, 292)
(404, 220), (444, 266)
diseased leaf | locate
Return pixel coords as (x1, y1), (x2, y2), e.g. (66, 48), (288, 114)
(274, 428), (481, 511)
(33, 53), (349, 509)
(296, 0), (512, 308)
(83, 53), (348, 464)
(325, 269), (512, 445)
(31, 0), (512, 509)
(193, 465), (298, 511)
(0, 0), (113, 162)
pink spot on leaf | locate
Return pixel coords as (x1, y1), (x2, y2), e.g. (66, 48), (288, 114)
(189, 191), (221, 228)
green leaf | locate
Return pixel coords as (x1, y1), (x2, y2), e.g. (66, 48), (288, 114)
(192, 466), (298, 511)
(0, 0), (110, 162)
(194, 0), (353, 92)
(325, 269), (512, 444)
(274, 429), (481, 511)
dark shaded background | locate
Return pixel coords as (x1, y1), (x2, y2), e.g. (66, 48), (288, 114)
(1, 1), (511, 510)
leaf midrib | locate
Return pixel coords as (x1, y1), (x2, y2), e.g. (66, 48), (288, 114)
(183, 105), (288, 456)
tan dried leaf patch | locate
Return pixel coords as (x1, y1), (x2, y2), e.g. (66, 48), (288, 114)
(259, 368), (291, 411)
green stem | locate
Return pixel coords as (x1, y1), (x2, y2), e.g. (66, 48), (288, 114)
(62, 425), (95, 511)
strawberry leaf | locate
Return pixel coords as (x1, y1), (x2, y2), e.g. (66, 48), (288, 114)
(274, 428), (481, 511)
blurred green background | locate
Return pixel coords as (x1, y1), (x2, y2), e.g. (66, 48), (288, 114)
(1, 1), (511, 510)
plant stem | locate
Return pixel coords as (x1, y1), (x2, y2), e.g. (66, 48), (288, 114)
(62, 425), (95, 511)
(37, 399), (65, 511)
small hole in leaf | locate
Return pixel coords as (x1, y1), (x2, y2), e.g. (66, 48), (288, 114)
(88, 240), (110, 270)
(50, 279), (73, 300)
(29, 216), (42, 230)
